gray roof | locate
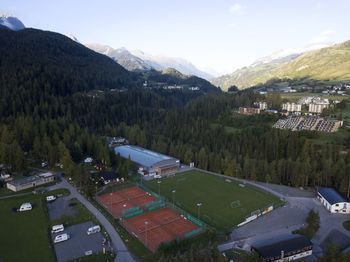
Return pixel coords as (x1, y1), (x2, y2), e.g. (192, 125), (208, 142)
(8, 173), (55, 187)
(115, 145), (178, 168)
(318, 188), (347, 204)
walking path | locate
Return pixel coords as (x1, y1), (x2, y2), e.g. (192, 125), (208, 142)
(49, 176), (135, 262)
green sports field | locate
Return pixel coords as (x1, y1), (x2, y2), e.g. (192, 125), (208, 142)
(144, 171), (283, 231)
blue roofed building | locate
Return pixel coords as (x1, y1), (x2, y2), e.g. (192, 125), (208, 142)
(115, 145), (180, 178)
(317, 187), (350, 214)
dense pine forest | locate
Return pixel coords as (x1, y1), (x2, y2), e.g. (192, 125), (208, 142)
(1, 84), (350, 194)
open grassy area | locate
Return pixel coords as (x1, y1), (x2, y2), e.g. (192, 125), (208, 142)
(279, 92), (347, 102)
(144, 171), (283, 232)
(343, 220), (350, 231)
(50, 197), (98, 227)
(0, 189), (67, 262)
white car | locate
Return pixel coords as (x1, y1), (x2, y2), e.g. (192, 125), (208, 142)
(54, 233), (70, 243)
(46, 195), (56, 202)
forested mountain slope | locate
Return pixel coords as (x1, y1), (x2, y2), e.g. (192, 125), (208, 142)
(212, 40), (350, 90)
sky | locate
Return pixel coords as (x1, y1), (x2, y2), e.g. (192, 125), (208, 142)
(1, 0), (350, 75)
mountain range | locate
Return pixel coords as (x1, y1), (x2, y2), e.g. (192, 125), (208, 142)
(212, 41), (350, 90)
(87, 44), (213, 80)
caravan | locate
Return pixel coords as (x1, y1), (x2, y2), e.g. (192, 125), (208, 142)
(19, 203), (32, 212)
(54, 233), (70, 243)
(51, 224), (64, 234)
(87, 225), (101, 235)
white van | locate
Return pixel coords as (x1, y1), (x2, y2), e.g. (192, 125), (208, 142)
(46, 195), (56, 202)
(87, 225), (101, 235)
(51, 224), (64, 234)
(19, 203), (32, 212)
(54, 233), (70, 243)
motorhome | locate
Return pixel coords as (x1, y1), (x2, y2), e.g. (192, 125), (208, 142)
(54, 233), (70, 243)
(46, 195), (56, 202)
(19, 203), (32, 212)
(87, 225), (101, 235)
(51, 224), (64, 234)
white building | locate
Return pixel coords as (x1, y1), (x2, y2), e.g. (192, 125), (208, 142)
(254, 102), (267, 110)
(309, 102), (329, 113)
(282, 102), (301, 112)
(317, 188), (350, 214)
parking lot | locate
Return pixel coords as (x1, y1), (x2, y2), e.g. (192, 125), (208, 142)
(52, 221), (107, 262)
(46, 194), (79, 220)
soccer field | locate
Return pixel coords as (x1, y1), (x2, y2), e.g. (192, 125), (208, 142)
(144, 171), (283, 231)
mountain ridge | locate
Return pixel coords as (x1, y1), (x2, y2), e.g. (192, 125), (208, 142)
(212, 40), (350, 90)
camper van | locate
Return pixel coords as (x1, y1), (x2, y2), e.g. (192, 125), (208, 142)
(54, 233), (70, 243)
(19, 203), (32, 212)
(51, 224), (64, 234)
(87, 225), (101, 235)
(46, 195), (56, 202)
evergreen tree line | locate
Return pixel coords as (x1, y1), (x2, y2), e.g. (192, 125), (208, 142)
(0, 85), (349, 194)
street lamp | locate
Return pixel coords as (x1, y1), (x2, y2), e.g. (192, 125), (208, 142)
(157, 180), (162, 196)
(197, 203), (202, 219)
(109, 193), (113, 209)
(122, 204), (127, 218)
(172, 189), (176, 207)
(144, 221), (149, 247)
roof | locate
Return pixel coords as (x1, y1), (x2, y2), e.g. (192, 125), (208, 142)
(252, 234), (312, 259)
(115, 145), (178, 168)
(8, 173), (54, 187)
(318, 188), (348, 204)
(98, 171), (120, 180)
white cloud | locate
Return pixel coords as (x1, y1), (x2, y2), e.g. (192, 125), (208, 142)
(229, 3), (243, 13)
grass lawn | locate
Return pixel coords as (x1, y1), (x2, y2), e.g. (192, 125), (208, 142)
(144, 171), (283, 232)
(0, 189), (67, 262)
(343, 220), (350, 231)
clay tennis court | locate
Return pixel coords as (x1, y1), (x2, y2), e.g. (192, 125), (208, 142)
(122, 207), (200, 252)
(97, 186), (157, 218)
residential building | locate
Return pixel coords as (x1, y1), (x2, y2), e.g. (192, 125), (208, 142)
(282, 102), (301, 112)
(251, 234), (313, 262)
(7, 172), (55, 192)
(93, 171), (120, 185)
(254, 102), (267, 110)
(317, 188), (350, 214)
(239, 107), (261, 115)
(115, 145), (180, 178)
(308, 102), (329, 113)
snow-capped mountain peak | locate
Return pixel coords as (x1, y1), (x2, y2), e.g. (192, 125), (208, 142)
(0, 14), (25, 31)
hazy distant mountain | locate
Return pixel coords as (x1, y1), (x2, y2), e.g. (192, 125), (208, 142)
(212, 41), (350, 90)
(131, 49), (213, 79)
(87, 44), (213, 79)
(0, 15), (25, 31)
(86, 44), (152, 71)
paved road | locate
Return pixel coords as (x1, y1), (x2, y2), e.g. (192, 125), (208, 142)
(49, 177), (135, 262)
